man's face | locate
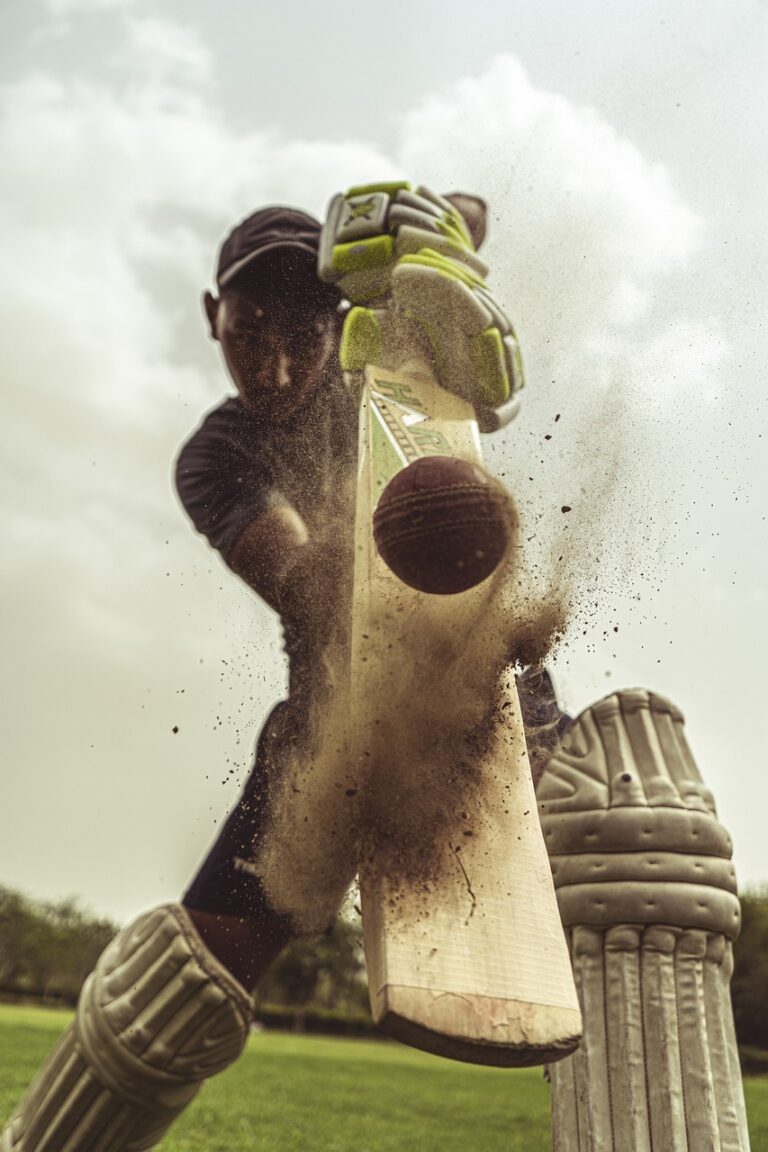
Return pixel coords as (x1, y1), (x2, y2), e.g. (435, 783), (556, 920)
(205, 269), (339, 422)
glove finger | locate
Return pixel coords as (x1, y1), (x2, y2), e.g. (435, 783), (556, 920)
(330, 234), (394, 303)
(475, 284), (513, 338)
(413, 186), (476, 249)
(394, 187), (474, 251)
(338, 306), (383, 374)
(318, 192), (346, 282)
(392, 187), (446, 224)
(391, 267), (497, 404)
(398, 249), (487, 292)
(395, 231), (489, 277)
(471, 328), (512, 407)
(502, 333), (525, 396)
(413, 184), (462, 217)
(392, 268), (516, 408)
(393, 262), (493, 334)
(345, 179), (410, 199)
(387, 204), (443, 236)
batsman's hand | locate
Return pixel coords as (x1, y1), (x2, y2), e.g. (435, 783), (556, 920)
(318, 181), (524, 432)
(318, 181), (484, 300)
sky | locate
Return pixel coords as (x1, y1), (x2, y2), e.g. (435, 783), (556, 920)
(1, 0), (766, 923)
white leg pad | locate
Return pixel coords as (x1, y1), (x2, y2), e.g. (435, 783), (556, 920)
(1, 904), (252, 1151)
(540, 691), (750, 1151)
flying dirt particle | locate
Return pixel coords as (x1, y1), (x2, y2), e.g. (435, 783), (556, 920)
(561, 505), (572, 513)
(172, 726), (179, 734)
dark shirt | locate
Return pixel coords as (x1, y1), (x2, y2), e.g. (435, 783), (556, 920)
(175, 375), (358, 695)
(176, 378), (356, 559)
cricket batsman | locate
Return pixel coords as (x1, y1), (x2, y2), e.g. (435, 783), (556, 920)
(1, 184), (524, 1150)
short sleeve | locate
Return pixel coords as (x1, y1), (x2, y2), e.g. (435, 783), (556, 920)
(175, 401), (275, 563)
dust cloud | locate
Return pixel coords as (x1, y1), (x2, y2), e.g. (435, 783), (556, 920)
(253, 308), (639, 937)
(255, 479), (573, 934)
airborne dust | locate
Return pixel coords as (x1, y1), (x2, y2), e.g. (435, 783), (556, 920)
(255, 467), (578, 935)
(249, 274), (638, 935)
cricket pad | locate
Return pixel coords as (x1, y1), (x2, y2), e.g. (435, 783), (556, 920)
(1, 904), (252, 1152)
(539, 689), (750, 1152)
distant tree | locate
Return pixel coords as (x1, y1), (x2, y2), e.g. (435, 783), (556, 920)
(35, 897), (116, 998)
(256, 914), (368, 1017)
(0, 887), (37, 987)
(0, 885), (117, 1001)
(0, 884), (371, 1019)
(732, 885), (768, 1049)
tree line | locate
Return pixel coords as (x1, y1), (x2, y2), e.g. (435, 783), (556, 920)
(0, 884), (369, 1022)
(1, 882), (766, 1049)
(731, 887), (768, 1051)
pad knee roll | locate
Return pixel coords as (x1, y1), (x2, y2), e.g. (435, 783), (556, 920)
(2, 904), (252, 1151)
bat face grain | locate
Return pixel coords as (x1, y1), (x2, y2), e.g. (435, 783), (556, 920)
(352, 360), (581, 1066)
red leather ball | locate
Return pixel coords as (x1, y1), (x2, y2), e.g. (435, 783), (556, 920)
(372, 456), (513, 595)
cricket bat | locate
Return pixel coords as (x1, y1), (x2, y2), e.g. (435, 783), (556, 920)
(352, 356), (582, 1067)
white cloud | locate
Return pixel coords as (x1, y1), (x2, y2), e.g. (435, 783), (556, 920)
(44, 0), (135, 12)
(400, 55), (710, 383)
(123, 15), (212, 89)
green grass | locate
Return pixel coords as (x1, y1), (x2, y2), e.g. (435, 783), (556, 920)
(0, 1004), (766, 1151)
(744, 1077), (768, 1151)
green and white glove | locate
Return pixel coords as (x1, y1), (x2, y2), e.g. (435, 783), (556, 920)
(318, 181), (524, 432)
(318, 180), (486, 300)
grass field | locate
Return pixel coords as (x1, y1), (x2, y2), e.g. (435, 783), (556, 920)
(1, 1004), (766, 1150)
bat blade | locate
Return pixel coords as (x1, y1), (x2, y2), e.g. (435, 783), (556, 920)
(353, 361), (581, 1066)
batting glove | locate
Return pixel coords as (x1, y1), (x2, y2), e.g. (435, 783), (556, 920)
(318, 182), (524, 431)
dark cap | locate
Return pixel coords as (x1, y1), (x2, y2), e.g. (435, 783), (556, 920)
(216, 207), (322, 288)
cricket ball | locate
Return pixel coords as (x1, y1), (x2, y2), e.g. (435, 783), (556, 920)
(372, 456), (514, 595)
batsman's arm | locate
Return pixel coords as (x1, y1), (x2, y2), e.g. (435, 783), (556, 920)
(228, 506), (350, 656)
(228, 504), (310, 613)
(175, 407), (324, 621)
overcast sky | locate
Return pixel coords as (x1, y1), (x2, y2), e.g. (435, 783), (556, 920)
(1, 0), (766, 923)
